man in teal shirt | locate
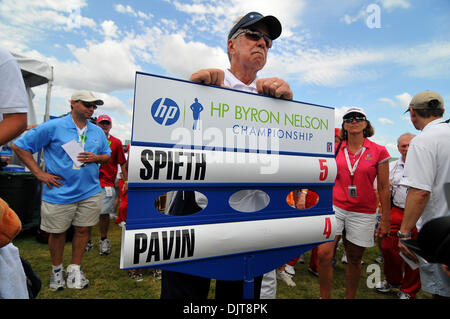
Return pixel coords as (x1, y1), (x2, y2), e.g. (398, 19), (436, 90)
(13, 90), (111, 291)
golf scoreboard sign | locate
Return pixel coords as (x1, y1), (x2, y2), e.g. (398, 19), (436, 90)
(120, 72), (337, 285)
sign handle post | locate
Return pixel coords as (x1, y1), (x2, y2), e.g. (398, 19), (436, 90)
(243, 255), (254, 299)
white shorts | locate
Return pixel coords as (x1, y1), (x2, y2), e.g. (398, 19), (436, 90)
(333, 205), (377, 248)
(100, 186), (116, 215)
(41, 193), (101, 233)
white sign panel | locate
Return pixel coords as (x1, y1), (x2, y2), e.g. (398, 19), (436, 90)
(132, 73), (335, 156)
(129, 145), (337, 184)
(120, 215), (335, 269)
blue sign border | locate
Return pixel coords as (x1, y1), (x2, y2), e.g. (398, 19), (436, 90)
(123, 71), (336, 298)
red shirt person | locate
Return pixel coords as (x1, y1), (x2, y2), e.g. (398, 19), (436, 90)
(96, 114), (127, 255)
(318, 107), (391, 299)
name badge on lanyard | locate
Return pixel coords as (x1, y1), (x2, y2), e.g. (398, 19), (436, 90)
(77, 126), (87, 149)
(73, 126), (87, 170)
(344, 147), (366, 198)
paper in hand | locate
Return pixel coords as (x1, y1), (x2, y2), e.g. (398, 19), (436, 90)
(62, 139), (84, 168)
(399, 251), (428, 270)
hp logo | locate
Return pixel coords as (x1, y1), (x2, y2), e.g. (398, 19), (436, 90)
(151, 98), (180, 126)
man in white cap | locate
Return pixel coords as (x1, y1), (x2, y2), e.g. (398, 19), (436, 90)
(399, 90), (450, 298)
(161, 11), (293, 300)
(12, 90), (111, 291)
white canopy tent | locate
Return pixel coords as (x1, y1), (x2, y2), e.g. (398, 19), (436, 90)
(10, 51), (53, 125)
(6, 52), (54, 168)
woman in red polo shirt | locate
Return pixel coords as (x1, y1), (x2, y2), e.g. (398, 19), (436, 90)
(318, 107), (391, 299)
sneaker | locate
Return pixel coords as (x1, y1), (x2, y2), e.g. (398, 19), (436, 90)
(341, 253), (364, 265)
(298, 255), (305, 264)
(49, 269), (65, 291)
(277, 270), (296, 287)
(85, 239), (93, 252)
(284, 264), (296, 276)
(341, 253), (347, 264)
(308, 267), (318, 277)
(99, 238), (111, 255)
(128, 270), (143, 282)
(398, 291), (412, 299)
(117, 221), (126, 228)
(66, 264), (89, 289)
(375, 280), (399, 293)
(375, 255), (384, 264)
(152, 269), (162, 280)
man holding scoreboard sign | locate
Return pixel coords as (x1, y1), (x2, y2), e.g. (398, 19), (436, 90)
(160, 11), (294, 299)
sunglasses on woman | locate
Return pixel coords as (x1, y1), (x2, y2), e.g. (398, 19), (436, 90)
(343, 116), (366, 123)
(78, 100), (98, 110)
(233, 29), (272, 48)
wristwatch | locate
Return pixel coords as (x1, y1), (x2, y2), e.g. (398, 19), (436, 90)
(397, 230), (411, 239)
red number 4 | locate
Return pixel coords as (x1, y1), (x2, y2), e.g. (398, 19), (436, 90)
(319, 159), (328, 181)
(323, 217), (332, 239)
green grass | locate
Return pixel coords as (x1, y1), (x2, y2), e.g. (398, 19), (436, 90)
(13, 219), (431, 299)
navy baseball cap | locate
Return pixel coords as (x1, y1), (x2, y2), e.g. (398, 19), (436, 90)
(228, 12), (282, 41)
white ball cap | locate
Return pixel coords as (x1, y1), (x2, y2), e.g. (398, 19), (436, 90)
(343, 107), (367, 119)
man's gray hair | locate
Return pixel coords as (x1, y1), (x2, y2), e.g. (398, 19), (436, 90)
(397, 132), (415, 145)
(227, 16), (244, 62)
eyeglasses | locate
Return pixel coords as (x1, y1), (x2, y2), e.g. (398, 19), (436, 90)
(232, 29), (272, 48)
(79, 101), (97, 110)
(98, 121), (111, 125)
(343, 116), (366, 123)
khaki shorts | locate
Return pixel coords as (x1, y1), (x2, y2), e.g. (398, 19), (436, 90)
(40, 193), (101, 233)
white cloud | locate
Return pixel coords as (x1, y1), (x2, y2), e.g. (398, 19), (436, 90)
(401, 114), (412, 124)
(0, 0), (95, 31)
(264, 47), (385, 87)
(171, 0), (306, 40)
(266, 38), (450, 87)
(155, 33), (229, 78)
(378, 97), (396, 107)
(378, 0), (411, 11)
(341, 9), (366, 25)
(334, 106), (351, 127)
(395, 92), (412, 108)
(101, 20), (120, 38)
(378, 92), (412, 108)
(114, 4), (152, 20)
(341, 0), (411, 26)
(114, 4), (136, 16)
(4, 0), (448, 124)
(370, 133), (398, 157)
(378, 117), (395, 125)
(39, 38), (141, 94)
(392, 42), (450, 79)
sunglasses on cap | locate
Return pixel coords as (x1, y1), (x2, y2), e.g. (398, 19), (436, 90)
(233, 29), (272, 48)
(78, 100), (98, 110)
(343, 116), (366, 123)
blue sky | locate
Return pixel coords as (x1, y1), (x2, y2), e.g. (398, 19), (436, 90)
(1, 0), (449, 158)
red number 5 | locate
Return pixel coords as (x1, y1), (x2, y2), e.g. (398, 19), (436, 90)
(323, 217), (332, 239)
(319, 159), (328, 181)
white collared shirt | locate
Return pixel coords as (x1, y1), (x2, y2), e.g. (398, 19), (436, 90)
(390, 158), (407, 208)
(224, 69), (258, 93)
(223, 69), (269, 212)
(401, 118), (450, 230)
